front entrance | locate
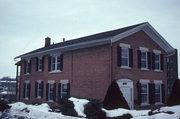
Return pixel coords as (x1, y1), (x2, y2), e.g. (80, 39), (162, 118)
(116, 79), (134, 109)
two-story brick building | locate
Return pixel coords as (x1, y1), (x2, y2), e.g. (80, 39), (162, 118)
(15, 22), (178, 109)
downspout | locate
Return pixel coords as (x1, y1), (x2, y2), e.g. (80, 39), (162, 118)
(110, 39), (113, 84)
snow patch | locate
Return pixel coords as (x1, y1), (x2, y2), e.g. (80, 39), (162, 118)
(68, 97), (89, 117)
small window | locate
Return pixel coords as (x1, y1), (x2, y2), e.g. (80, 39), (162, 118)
(61, 83), (68, 98)
(51, 56), (61, 71)
(48, 83), (54, 101)
(38, 59), (43, 71)
(155, 84), (162, 103)
(25, 60), (31, 74)
(121, 47), (129, 66)
(141, 51), (148, 69)
(36, 81), (43, 98)
(141, 84), (148, 104)
(155, 54), (161, 70)
(24, 82), (30, 99)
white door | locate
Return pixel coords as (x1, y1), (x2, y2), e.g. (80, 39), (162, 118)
(120, 87), (132, 109)
(117, 79), (134, 109)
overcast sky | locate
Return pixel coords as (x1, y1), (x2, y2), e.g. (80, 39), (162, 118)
(0, 0), (180, 78)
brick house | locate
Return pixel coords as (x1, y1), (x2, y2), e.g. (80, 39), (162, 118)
(15, 22), (178, 109)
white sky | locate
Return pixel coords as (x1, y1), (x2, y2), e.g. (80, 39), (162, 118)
(0, 0), (180, 78)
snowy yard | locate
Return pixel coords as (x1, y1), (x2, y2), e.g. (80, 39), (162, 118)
(0, 97), (180, 119)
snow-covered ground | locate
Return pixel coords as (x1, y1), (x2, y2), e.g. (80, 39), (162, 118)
(0, 97), (180, 119)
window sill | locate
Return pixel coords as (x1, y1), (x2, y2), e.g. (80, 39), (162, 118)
(24, 97), (29, 100)
(140, 68), (149, 71)
(49, 70), (61, 73)
(154, 69), (162, 72)
(36, 96), (42, 99)
(120, 66), (131, 69)
(47, 100), (54, 102)
(155, 102), (163, 105)
(140, 103), (150, 106)
(25, 73), (30, 75)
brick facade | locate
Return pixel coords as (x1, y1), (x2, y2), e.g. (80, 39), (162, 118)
(15, 23), (178, 109)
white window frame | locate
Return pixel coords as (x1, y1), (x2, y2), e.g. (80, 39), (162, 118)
(25, 60), (30, 74)
(38, 57), (43, 72)
(24, 80), (30, 100)
(153, 50), (162, 71)
(140, 79), (149, 106)
(154, 80), (163, 105)
(60, 80), (69, 98)
(120, 43), (131, 69)
(36, 80), (42, 99)
(141, 51), (148, 69)
(48, 80), (55, 102)
(51, 55), (61, 72)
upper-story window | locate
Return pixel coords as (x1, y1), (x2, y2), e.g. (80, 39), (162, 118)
(141, 51), (148, 68)
(121, 47), (129, 66)
(36, 57), (44, 72)
(138, 47), (151, 70)
(152, 50), (163, 71)
(24, 60), (31, 74)
(155, 54), (160, 70)
(48, 54), (63, 72)
(117, 43), (133, 68)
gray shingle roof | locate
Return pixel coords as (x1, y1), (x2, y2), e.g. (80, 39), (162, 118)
(16, 22), (146, 58)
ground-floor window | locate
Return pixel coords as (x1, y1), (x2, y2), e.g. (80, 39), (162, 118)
(58, 80), (70, 99)
(35, 80), (43, 99)
(141, 83), (149, 104)
(155, 84), (162, 103)
(23, 81), (30, 99)
(46, 81), (56, 101)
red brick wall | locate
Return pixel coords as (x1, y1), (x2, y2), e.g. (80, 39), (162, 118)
(111, 30), (167, 109)
(19, 30), (168, 109)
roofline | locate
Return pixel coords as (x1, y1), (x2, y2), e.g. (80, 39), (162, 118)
(111, 22), (174, 53)
(17, 37), (112, 59)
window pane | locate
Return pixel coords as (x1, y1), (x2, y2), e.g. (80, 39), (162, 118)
(155, 84), (161, 103)
(141, 84), (148, 103)
(121, 47), (129, 66)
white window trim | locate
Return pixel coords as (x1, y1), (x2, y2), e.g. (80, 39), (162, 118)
(50, 55), (61, 72)
(38, 57), (43, 72)
(153, 49), (161, 54)
(121, 47), (130, 67)
(140, 79), (150, 106)
(139, 47), (149, 51)
(25, 59), (30, 75)
(48, 83), (55, 102)
(120, 43), (131, 68)
(140, 51), (148, 70)
(36, 80), (42, 99)
(154, 53), (161, 72)
(120, 43), (130, 48)
(24, 81), (30, 100)
(154, 83), (163, 104)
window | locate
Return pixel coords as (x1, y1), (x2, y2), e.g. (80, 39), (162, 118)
(155, 54), (161, 70)
(48, 83), (54, 101)
(24, 60), (31, 74)
(141, 84), (148, 104)
(24, 82), (30, 99)
(121, 47), (129, 66)
(155, 84), (162, 103)
(51, 56), (61, 71)
(36, 81), (43, 98)
(38, 59), (43, 71)
(61, 83), (68, 98)
(141, 51), (148, 69)
(47, 82), (56, 101)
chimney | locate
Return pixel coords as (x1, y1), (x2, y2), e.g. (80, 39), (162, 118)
(45, 37), (51, 47)
(63, 38), (65, 42)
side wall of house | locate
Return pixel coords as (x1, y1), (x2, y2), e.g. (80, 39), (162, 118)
(19, 44), (111, 103)
(112, 30), (167, 109)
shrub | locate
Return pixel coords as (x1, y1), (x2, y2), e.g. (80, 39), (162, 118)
(103, 80), (129, 110)
(84, 99), (102, 119)
(167, 79), (180, 106)
(57, 97), (78, 117)
(0, 100), (11, 111)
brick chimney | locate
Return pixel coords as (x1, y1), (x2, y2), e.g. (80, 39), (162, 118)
(45, 37), (51, 47)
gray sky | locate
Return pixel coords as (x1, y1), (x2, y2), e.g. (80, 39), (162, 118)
(0, 0), (180, 78)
